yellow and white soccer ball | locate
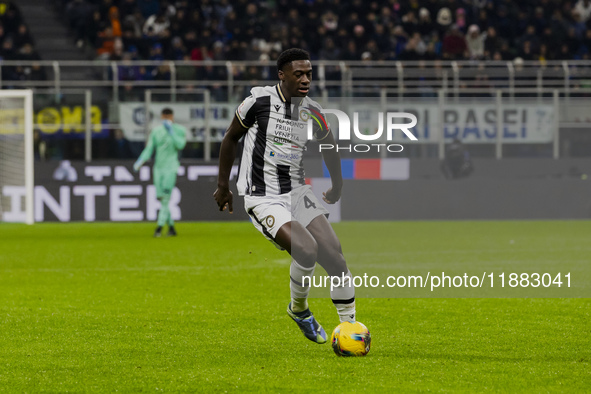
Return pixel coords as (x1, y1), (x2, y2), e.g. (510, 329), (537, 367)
(331, 321), (371, 357)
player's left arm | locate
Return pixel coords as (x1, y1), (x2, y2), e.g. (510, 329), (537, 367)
(319, 130), (343, 204)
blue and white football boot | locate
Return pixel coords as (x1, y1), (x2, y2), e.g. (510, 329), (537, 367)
(287, 303), (327, 344)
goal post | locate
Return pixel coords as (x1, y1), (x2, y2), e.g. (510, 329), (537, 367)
(0, 90), (34, 224)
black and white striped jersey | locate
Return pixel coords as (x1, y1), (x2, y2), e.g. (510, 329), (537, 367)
(235, 84), (328, 196)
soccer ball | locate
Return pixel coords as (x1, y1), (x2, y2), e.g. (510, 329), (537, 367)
(331, 321), (371, 357)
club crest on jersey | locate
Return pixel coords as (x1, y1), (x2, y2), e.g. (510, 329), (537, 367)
(265, 215), (275, 228)
(299, 109), (310, 121)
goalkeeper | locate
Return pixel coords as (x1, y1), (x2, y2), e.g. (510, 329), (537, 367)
(133, 108), (187, 237)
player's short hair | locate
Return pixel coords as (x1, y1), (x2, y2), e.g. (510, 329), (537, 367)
(162, 108), (173, 116)
(277, 48), (310, 72)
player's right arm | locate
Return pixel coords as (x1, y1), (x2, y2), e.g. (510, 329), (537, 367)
(214, 116), (248, 213)
(133, 129), (156, 171)
(214, 94), (256, 213)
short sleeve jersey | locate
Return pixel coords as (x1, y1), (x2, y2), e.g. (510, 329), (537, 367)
(235, 84), (330, 196)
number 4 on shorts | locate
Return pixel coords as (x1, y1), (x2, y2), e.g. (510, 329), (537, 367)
(304, 195), (316, 209)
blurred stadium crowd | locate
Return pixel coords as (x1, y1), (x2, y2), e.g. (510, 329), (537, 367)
(3, 0), (591, 161)
(0, 1), (45, 80)
(51, 0), (591, 63)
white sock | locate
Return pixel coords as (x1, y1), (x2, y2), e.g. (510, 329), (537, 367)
(290, 259), (315, 313)
(331, 270), (356, 322)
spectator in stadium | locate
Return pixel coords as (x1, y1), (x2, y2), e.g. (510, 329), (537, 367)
(224, 39), (244, 60)
(401, 11), (419, 36)
(495, 5), (516, 41)
(240, 3), (266, 42)
(0, 22), (4, 44)
(515, 11), (531, 39)
(122, 8), (144, 39)
(372, 24), (392, 54)
(538, 43), (549, 63)
(319, 37), (341, 61)
(177, 54), (196, 81)
(321, 10), (338, 33)
(574, 0), (591, 23)
(519, 25), (541, 53)
(442, 25), (467, 60)
(118, 52), (141, 81)
(436, 7), (453, 35)
(532, 7), (548, 35)
(0, 1), (40, 62)
(108, 6), (122, 38)
(13, 24), (32, 49)
(571, 11), (587, 41)
(0, 36), (14, 60)
(518, 40), (536, 61)
(168, 36), (186, 60)
(398, 33), (425, 61)
(153, 64), (171, 81)
(465, 24), (485, 59)
(212, 40), (226, 60)
(18, 43), (40, 62)
(417, 7), (433, 37)
(215, 0), (232, 23)
(455, 8), (467, 33)
(149, 42), (164, 61)
(341, 40), (358, 61)
(392, 25), (409, 56)
(198, 60), (227, 101)
(143, 10), (170, 38)
(484, 27), (500, 59)
(85, 10), (105, 48)
(0, 2), (21, 32)
(96, 26), (116, 58)
(168, 7), (187, 38)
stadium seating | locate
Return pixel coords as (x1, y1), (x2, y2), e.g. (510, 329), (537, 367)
(49, 0), (591, 62)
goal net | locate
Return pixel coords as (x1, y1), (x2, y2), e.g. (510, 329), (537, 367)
(0, 90), (34, 224)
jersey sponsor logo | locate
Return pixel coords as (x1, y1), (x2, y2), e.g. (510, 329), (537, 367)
(274, 104), (282, 112)
(269, 151), (300, 160)
(275, 117), (306, 130)
(273, 136), (291, 145)
(274, 130), (300, 141)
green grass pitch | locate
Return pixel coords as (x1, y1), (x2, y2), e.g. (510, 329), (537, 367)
(0, 221), (589, 392)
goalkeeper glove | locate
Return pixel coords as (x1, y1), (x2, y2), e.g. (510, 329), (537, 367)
(133, 159), (143, 172)
(163, 119), (173, 135)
